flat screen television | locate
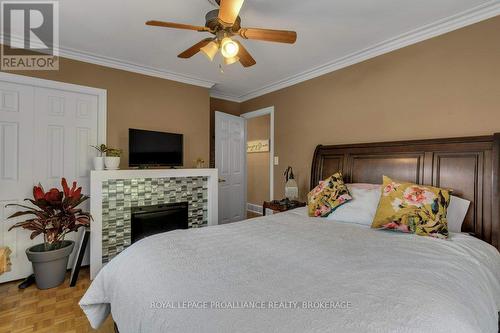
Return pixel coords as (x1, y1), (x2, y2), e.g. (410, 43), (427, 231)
(129, 129), (183, 167)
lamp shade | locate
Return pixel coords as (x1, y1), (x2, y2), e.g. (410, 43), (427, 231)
(200, 41), (219, 61)
(284, 166), (299, 200)
(285, 178), (299, 200)
(224, 55), (240, 65)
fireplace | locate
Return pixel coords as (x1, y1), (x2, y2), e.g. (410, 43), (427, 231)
(131, 202), (188, 243)
(91, 169), (217, 279)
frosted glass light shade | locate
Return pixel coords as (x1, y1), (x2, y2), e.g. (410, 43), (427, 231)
(200, 41), (219, 61)
(224, 56), (239, 65)
(285, 179), (299, 200)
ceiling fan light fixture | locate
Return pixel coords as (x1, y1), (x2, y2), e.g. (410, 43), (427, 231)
(220, 37), (239, 58)
(224, 55), (240, 65)
(146, 0), (297, 68)
(200, 41), (219, 61)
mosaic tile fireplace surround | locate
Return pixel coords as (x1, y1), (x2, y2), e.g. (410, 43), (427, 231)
(101, 177), (208, 263)
(90, 169), (218, 279)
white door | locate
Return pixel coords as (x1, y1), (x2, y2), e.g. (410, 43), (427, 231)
(0, 82), (36, 283)
(0, 77), (103, 283)
(215, 111), (246, 224)
(34, 87), (98, 191)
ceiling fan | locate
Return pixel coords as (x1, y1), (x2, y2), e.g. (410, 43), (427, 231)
(145, 0), (297, 68)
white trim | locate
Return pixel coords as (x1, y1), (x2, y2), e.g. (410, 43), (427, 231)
(3, 1), (499, 100)
(90, 168), (218, 279)
(210, 1), (500, 102)
(241, 106), (275, 201)
(243, 119), (248, 217)
(97, 91), (107, 150)
(0, 72), (107, 147)
(0, 72), (105, 95)
(210, 91), (243, 103)
(209, 91), (242, 103)
(247, 203), (263, 215)
(246, 203), (274, 216)
(2, 34), (217, 89)
(59, 47), (216, 89)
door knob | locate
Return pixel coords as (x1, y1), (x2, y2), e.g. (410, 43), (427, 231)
(218, 178), (226, 183)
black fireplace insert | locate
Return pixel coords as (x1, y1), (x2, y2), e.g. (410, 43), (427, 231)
(131, 202), (188, 243)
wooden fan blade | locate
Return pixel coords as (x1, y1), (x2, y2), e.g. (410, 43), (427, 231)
(235, 41), (256, 67)
(218, 0), (245, 26)
(239, 28), (297, 44)
(146, 20), (209, 32)
(178, 38), (214, 59)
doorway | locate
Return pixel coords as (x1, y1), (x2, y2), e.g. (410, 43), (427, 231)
(241, 107), (274, 217)
(214, 107), (274, 223)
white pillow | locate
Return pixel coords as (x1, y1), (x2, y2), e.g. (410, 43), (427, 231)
(447, 195), (471, 233)
(321, 183), (469, 231)
(326, 184), (381, 226)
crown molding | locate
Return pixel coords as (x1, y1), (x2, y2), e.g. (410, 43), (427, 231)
(210, 1), (500, 103)
(209, 90), (243, 103)
(3, 1), (499, 99)
(1, 35), (217, 89)
(60, 48), (217, 88)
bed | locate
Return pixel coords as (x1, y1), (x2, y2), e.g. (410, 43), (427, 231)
(81, 134), (500, 333)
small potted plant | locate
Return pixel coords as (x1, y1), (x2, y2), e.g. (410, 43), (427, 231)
(91, 144), (107, 170)
(5, 178), (91, 289)
(195, 158), (205, 169)
(104, 147), (122, 170)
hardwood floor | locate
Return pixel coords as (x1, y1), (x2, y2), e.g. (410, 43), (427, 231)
(247, 211), (262, 219)
(0, 268), (114, 333)
(0, 216), (268, 333)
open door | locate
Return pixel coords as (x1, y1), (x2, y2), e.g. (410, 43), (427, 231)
(215, 111), (246, 224)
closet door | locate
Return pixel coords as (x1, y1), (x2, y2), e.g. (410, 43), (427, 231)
(0, 81), (100, 283)
(0, 82), (36, 282)
(32, 87), (99, 277)
(33, 87), (98, 193)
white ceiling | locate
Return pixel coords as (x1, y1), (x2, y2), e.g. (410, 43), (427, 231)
(59, 0), (500, 101)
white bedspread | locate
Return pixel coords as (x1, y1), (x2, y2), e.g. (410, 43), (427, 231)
(80, 209), (500, 333)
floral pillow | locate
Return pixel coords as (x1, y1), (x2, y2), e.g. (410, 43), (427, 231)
(307, 172), (352, 217)
(371, 176), (451, 238)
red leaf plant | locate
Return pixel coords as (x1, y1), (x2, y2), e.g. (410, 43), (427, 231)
(5, 178), (92, 251)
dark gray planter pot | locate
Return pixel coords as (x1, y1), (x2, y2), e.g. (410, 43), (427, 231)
(26, 240), (75, 289)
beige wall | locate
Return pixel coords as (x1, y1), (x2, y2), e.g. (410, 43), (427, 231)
(2, 56), (210, 168)
(241, 16), (500, 200)
(247, 115), (270, 206)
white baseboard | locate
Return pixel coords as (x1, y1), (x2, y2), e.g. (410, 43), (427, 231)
(247, 203), (274, 216)
(247, 203), (263, 215)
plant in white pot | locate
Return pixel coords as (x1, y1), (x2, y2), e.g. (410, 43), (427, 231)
(91, 144), (107, 170)
(104, 147), (122, 170)
(5, 178), (91, 289)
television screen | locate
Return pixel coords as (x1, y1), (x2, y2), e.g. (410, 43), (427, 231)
(129, 129), (183, 167)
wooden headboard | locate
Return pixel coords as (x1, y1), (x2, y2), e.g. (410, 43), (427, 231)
(310, 134), (500, 250)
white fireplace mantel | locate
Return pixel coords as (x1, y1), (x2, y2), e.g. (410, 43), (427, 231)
(90, 168), (218, 279)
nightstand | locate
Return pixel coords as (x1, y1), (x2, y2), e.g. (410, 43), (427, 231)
(262, 199), (306, 216)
